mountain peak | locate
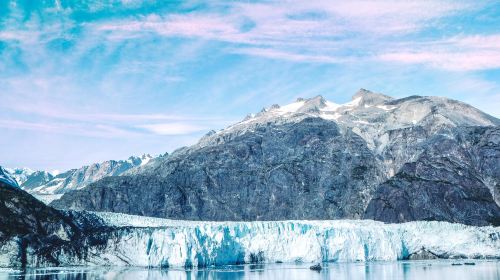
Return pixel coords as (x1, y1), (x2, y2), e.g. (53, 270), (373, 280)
(295, 95), (326, 103)
(352, 89), (394, 106)
(297, 95), (327, 113)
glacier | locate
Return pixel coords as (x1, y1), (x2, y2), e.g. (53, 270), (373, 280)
(41, 212), (500, 268)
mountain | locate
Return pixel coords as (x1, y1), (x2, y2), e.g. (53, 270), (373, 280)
(34, 154), (155, 195)
(14, 170), (54, 190)
(8, 154), (155, 203)
(53, 119), (385, 220)
(5, 167), (35, 186)
(364, 126), (500, 225)
(0, 178), (112, 267)
(0, 167), (19, 188)
(51, 90), (500, 225)
(0, 178), (78, 267)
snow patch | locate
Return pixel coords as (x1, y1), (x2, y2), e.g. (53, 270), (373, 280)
(320, 112), (342, 120)
(342, 97), (362, 108)
(377, 105), (397, 111)
(139, 154), (153, 166)
(321, 101), (341, 112)
(276, 100), (305, 114)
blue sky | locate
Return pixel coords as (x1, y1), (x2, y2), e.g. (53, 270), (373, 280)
(1, 0), (499, 171)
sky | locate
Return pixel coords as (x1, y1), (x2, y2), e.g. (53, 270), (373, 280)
(1, 0), (499, 171)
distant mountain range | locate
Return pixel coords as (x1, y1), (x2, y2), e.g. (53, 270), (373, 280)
(50, 89), (500, 226)
(4, 154), (157, 203)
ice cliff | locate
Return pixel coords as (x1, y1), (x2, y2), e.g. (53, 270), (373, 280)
(38, 213), (500, 268)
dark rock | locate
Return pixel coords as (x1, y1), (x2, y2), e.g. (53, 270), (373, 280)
(408, 248), (439, 260)
(250, 251), (265, 263)
(310, 263), (322, 271)
(0, 181), (75, 241)
(0, 181), (112, 267)
(53, 118), (384, 221)
(364, 127), (500, 226)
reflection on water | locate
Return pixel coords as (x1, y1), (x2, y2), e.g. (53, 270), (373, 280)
(1, 260), (499, 280)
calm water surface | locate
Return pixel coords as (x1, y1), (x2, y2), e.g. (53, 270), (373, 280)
(1, 260), (499, 280)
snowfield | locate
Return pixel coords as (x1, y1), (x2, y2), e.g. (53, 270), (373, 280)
(52, 212), (500, 268)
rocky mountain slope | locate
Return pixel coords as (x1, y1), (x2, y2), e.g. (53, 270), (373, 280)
(51, 90), (500, 225)
(0, 178), (113, 267)
(53, 119), (384, 220)
(365, 126), (500, 225)
(0, 177), (77, 267)
(17, 170), (54, 190)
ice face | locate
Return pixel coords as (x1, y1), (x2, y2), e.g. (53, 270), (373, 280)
(51, 213), (500, 268)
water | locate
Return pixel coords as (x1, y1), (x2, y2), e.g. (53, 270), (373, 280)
(1, 260), (499, 280)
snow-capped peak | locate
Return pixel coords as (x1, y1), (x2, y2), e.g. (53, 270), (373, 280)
(352, 88), (393, 105)
(321, 100), (341, 111)
(241, 89), (499, 129)
(252, 91), (392, 120)
(5, 167), (34, 175)
(203, 89), (500, 158)
(139, 154), (153, 166)
(263, 95), (341, 116)
(267, 90), (390, 117)
(275, 99), (305, 114)
(5, 167), (35, 185)
(127, 154), (153, 166)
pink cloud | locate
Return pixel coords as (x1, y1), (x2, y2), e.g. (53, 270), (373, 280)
(377, 35), (500, 71)
(97, 1), (475, 46)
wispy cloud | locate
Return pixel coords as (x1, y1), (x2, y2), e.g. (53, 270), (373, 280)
(1, 1), (494, 70)
(0, 102), (231, 138)
(234, 48), (344, 64)
(0, 119), (140, 138)
(86, 0), (497, 71)
(97, 1), (473, 41)
(138, 123), (208, 135)
(377, 35), (500, 71)
(0, 116), (223, 138)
